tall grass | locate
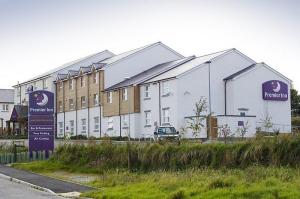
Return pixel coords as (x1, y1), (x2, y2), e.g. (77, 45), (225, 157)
(50, 135), (300, 172)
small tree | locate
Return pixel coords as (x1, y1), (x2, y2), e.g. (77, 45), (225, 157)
(261, 116), (273, 134)
(236, 121), (250, 139)
(219, 124), (232, 144)
(186, 97), (208, 138)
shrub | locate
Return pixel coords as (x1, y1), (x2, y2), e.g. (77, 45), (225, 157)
(49, 135), (300, 172)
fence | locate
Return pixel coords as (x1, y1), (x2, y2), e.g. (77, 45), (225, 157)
(0, 151), (53, 165)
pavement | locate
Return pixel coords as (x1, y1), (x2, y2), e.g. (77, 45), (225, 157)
(0, 165), (93, 194)
(0, 177), (64, 199)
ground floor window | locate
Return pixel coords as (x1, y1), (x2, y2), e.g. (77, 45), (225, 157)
(108, 117), (113, 130)
(122, 115), (128, 128)
(69, 120), (74, 135)
(81, 119), (87, 134)
(94, 117), (100, 132)
(145, 111), (151, 126)
(162, 108), (170, 124)
(58, 122), (64, 135)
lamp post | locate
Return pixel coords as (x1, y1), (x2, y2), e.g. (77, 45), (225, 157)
(124, 77), (131, 171)
(124, 77), (131, 141)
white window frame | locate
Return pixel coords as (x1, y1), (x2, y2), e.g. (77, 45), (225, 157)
(145, 111), (151, 126)
(94, 117), (100, 132)
(58, 122), (64, 135)
(69, 120), (74, 135)
(59, 101), (63, 112)
(69, 79), (74, 90)
(162, 81), (170, 96)
(80, 76), (86, 87)
(94, 94), (99, 106)
(93, 72), (99, 84)
(81, 96), (86, 108)
(162, 108), (170, 124)
(2, 104), (9, 112)
(59, 82), (63, 90)
(81, 119), (87, 134)
(122, 115), (128, 128)
(122, 88), (128, 101)
(144, 85), (150, 99)
(69, 99), (74, 110)
(108, 117), (113, 130)
(107, 92), (112, 103)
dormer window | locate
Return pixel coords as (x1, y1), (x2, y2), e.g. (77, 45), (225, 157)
(122, 88), (128, 101)
(80, 76), (85, 87)
(69, 79), (74, 90)
(107, 92), (112, 103)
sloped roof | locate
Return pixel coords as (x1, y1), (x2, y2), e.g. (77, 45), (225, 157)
(14, 50), (114, 87)
(223, 64), (256, 80)
(105, 56), (195, 91)
(68, 70), (79, 77)
(0, 89), (14, 103)
(145, 49), (234, 83)
(100, 42), (183, 66)
(10, 105), (28, 122)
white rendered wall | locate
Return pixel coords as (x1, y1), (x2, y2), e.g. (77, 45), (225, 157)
(89, 106), (101, 138)
(0, 103), (14, 128)
(217, 116), (257, 137)
(76, 109), (89, 136)
(210, 51), (255, 115)
(65, 110), (77, 137)
(226, 64), (291, 132)
(104, 44), (182, 89)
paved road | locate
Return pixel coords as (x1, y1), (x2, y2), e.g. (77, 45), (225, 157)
(0, 165), (93, 193)
(0, 177), (64, 199)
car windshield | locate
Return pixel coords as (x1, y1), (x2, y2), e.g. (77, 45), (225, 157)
(158, 127), (176, 134)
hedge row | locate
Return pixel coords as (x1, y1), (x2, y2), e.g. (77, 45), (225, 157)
(51, 135), (300, 171)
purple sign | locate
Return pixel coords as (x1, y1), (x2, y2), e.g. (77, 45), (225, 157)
(28, 90), (54, 154)
(262, 80), (288, 101)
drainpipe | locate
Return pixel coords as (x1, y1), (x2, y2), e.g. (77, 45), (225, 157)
(119, 89), (122, 138)
(87, 75), (90, 138)
(205, 61), (212, 140)
(62, 81), (65, 137)
(75, 79), (78, 136)
(224, 80), (227, 115)
(158, 82), (162, 126)
(99, 72), (102, 138)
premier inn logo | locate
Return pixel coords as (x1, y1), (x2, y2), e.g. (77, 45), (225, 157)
(262, 80), (288, 101)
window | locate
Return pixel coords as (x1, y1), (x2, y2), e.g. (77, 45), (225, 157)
(59, 82), (63, 90)
(69, 79), (74, 90)
(144, 85), (150, 98)
(108, 117), (113, 130)
(107, 92), (112, 103)
(58, 101), (63, 112)
(58, 122), (64, 135)
(94, 117), (100, 132)
(122, 115), (128, 128)
(69, 120), (74, 135)
(93, 94), (99, 106)
(93, 72), (99, 84)
(81, 96), (86, 108)
(69, 99), (75, 110)
(122, 88), (128, 101)
(162, 108), (170, 124)
(2, 104), (9, 112)
(240, 112), (246, 117)
(145, 111), (151, 126)
(80, 76), (85, 87)
(162, 81), (170, 96)
(81, 119), (87, 134)
(43, 79), (48, 89)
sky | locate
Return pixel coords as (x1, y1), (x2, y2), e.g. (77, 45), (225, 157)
(0, 0), (299, 90)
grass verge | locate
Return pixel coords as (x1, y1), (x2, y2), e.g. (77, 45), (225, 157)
(12, 161), (300, 199)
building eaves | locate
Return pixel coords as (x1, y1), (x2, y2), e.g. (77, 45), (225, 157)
(104, 56), (195, 91)
(223, 64), (257, 81)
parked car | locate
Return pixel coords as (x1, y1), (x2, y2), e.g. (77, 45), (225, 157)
(154, 126), (180, 141)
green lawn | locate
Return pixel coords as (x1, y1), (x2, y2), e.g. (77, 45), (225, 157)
(13, 161), (300, 199)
